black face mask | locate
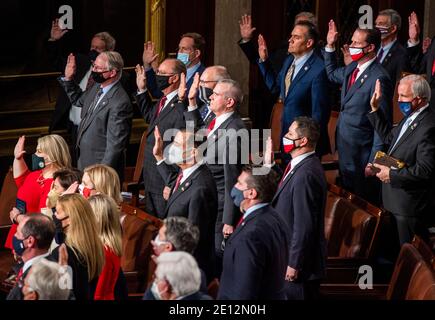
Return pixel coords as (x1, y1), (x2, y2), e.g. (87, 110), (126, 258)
(91, 71), (108, 83)
(155, 75), (172, 91)
(88, 49), (100, 62)
(198, 86), (214, 105)
(32, 154), (45, 171)
(52, 212), (68, 245)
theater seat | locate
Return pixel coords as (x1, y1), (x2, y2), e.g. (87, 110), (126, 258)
(207, 278), (219, 300)
(0, 167), (17, 226)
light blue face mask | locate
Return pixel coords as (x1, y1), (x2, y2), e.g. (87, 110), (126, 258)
(177, 52), (190, 66)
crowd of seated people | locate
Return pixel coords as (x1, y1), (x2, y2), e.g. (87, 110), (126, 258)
(2, 8), (435, 301)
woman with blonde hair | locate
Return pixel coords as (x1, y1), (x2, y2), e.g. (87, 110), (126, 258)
(50, 193), (105, 300)
(81, 164), (122, 204)
(5, 134), (72, 249)
(89, 194), (124, 300)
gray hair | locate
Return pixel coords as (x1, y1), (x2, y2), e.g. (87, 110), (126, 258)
(217, 79), (244, 106)
(26, 259), (71, 300)
(163, 216), (199, 254)
(155, 252), (201, 297)
(93, 32), (116, 51)
(209, 65), (231, 81)
(295, 12), (318, 27)
(100, 51), (124, 77)
(379, 9), (402, 31)
(401, 74), (432, 101)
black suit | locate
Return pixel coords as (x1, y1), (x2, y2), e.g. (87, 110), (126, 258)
(271, 154), (327, 300)
(6, 266), (29, 300)
(379, 41), (411, 84)
(218, 205), (288, 300)
(367, 107), (435, 244)
(58, 79), (133, 180)
(157, 163), (218, 282)
(136, 91), (201, 218)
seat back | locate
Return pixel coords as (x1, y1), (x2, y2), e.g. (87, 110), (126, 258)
(207, 278), (220, 300)
(0, 167), (17, 227)
(269, 99), (284, 152)
(326, 184), (383, 259)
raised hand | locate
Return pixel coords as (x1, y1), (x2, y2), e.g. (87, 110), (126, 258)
(62, 181), (79, 195)
(178, 73), (187, 101)
(162, 186), (171, 201)
(341, 44), (352, 66)
(258, 34), (269, 61)
(142, 41), (159, 68)
(264, 136), (274, 166)
(153, 127), (164, 161)
(50, 18), (68, 41)
(370, 79), (382, 112)
(14, 136), (26, 160)
(239, 14), (256, 41)
(326, 20), (339, 48)
(135, 64), (147, 92)
(58, 244), (69, 266)
(423, 37), (432, 54)
(64, 53), (76, 81)
(408, 12), (420, 44)
(188, 72), (200, 104)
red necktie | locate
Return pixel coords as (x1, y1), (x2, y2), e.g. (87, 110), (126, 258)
(431, 59), (435, 76)
(15, 267), (23, 283)
(173, 172), (183, 194)
(155, 96), (167, 118)
(236, 215), (245, 228)
(347, 67), (360, 90)
(279, 162), (292, 187)
(207, 118), (216, 133)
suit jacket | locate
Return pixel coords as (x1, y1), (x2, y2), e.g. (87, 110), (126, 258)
(258, 52), (331, 156)
(6, 267), (29, 300)
(145, 64), (206, 99)
(271, 154), (327, 281)
(58, 79), (133, 178)
(380, 41), (411, 84)
(218, 205), (289, 300)
(324, 52), (393, 165)
(203, 113), (247, 230)
(367, 108), (435, 218)
(157, 163), (218, 281)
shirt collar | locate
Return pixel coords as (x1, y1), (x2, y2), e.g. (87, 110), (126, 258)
(355, 56), (376, 79)
(100, 79), (119, 95)
(181, 161), (203, 183)
(290, 151), (316, 171)
(163, 90), (179, 108)
(408, 104), (429, 124)
(186, 62), (201, 82)
(23, 252), (50, 274)
(208, 111), (234, 136)
(381, 39), (396, 52)
(293, 50), (314, 67)
(243, 203), (269, 220)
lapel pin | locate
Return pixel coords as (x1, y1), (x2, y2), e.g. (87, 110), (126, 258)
(304, 66), (309, 71)
(181, 187), (185, 192)
(411, 122), (418, 130)
(185, 182), (190, 188)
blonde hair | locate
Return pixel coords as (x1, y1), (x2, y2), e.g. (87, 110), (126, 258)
(84, 164), (122, 204)
(88, 194), (122, 257)
(57, 194), (105, 281)
(37, 134), (71, 169)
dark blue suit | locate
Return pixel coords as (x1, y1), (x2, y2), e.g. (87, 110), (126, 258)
(218, 205), (288, 300)
(271, 154), (327, 300)
(258, 52), (331, 156)
(146, 63), (206, 99)
(324, 51), (393, 198)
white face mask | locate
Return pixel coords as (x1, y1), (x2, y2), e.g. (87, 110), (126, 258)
(151, 281), (163, 300)
(166, 144), (194, 165)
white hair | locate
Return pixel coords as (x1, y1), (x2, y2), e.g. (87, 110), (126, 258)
(155, 252), (201, 297)
(26, 259), (71, 300)
(401, 74), (432, 101)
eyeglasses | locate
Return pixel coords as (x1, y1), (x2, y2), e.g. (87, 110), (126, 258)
(91, 63), (110, 72)
(156, 71), (176, 76)
(199, 80), (218, 85)
(153, 234), (170, 246)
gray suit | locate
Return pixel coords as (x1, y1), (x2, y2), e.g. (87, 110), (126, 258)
(58, 78), (133, 179)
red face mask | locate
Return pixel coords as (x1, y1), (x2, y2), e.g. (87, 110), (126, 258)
(283, 137), (302, 153)
(82, 187), (93, 199)
(349, 45), (369, 62)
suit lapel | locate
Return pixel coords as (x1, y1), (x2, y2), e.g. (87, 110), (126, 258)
(207, 114), (236, 150)
(343, 62), (374, 105)
(389, 108), (430, 154)
(286, 54), (315, 96)
(148, 95), (179, 135)
(381, 42), (397, 68)
(166, 165), (204, 210)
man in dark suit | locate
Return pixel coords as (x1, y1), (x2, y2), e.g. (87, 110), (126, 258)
(374, 10), (411, 84)
(368, 75), (435, 245)
(266, 117), (327, 300)
(135, 59), (196, 219)
(7, 215), (55, 300)
(325, 21), (393, 202)
(153, 128), (218, 281)
(218, 165), (288, 300)
(142, 33), (206, 99)
(59, 51), (133, 180)
(203, 80), (247, 263)
(257, 21), (331, 157)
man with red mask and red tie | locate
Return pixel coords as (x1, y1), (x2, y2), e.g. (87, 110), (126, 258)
(324, 21), (393, 204)
(264, 117), (327, 300)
